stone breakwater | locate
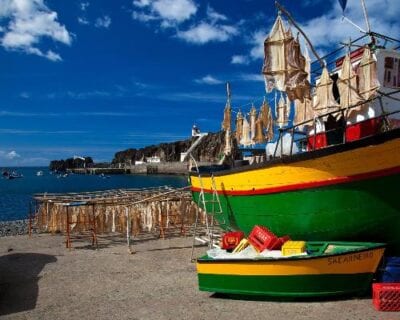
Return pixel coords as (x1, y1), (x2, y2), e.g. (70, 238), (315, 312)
(0, 219), (33, 237)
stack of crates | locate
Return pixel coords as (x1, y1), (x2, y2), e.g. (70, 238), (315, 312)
(373, 256), (400, 311)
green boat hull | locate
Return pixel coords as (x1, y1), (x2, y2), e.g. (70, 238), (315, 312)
(192, 173), (400, 254)
(198, 273), (373, 297)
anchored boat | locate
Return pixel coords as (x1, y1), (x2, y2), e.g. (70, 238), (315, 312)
(189, 2), (400, 254)
(197, 242), (385, 297)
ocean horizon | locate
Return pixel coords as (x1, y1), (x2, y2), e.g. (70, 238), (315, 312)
(0, 167), (188, 221)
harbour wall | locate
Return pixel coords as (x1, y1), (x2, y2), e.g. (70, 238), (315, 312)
(71, 162), (196, 175)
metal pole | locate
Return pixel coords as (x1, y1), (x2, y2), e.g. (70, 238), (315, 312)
(360, 0), (371, 34)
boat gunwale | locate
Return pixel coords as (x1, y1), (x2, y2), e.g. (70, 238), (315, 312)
(196, 242), (386, 264)
(189, 127), (400, 178)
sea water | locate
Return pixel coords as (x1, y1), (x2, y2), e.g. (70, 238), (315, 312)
(0, 167), (188, 221)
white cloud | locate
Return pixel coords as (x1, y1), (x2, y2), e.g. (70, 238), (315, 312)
(249, 29), (267, 60)
(95, 15), (111, 29)
(301, 0), (400, 50)
(195, 75), (223, 85)
(0, 0), (72, 61)
(233, 0), (400, 65)
(132, 1), (237, 45)
(236, 73), (263, 82)
(133, 0), (151, 8)
(231, 55), (250, 65)
(132, 11), (157, 22)
(153, 0), (196, 22)
(177, 22), (237, 44)
(206, 6), (227, 23)
(78, 17), (90, 25)
(132, 0), (197, 25)
(80, 2), (90, 11)
(229, 28), (266, 64)
(6, 150), (20, 159)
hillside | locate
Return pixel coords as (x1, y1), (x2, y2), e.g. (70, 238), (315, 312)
(112, 131), (237, 164)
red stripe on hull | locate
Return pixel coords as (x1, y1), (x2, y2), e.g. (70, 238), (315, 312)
(191, 166), (400, 196)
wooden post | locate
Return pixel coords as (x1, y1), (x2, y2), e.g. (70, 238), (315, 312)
(159, 201), (165, 239)
(66, 206), (71, 249)
(91, 204), (98, 248)
(28, 202), (32, 237)
(126, 206), (134, 254)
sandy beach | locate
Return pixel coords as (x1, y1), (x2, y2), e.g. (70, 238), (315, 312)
(0, 232), (398, 320)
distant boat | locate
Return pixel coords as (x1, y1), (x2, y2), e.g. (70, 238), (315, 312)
(2, 170), (23, 179)
(99, 173), (111, 179)
(36, 170), (44, 176)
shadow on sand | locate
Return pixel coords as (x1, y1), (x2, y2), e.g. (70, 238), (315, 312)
(0, 253), (57, 316)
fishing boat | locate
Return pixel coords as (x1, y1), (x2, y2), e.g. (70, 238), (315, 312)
(2, 170), (23, 179)
(197, 241), (385, 297)
(189, 1), (400, 254)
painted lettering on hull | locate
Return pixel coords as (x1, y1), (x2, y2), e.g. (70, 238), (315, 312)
(327, 251), (373, 265)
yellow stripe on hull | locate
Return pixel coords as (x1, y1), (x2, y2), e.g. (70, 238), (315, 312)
(191, 138), (400, 192)
(197, 248), (384, 276)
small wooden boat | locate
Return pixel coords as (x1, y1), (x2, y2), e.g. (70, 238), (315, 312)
(196, 242), (385, 298)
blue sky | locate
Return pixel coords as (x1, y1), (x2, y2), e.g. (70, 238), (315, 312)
(0, 0), (399, 166)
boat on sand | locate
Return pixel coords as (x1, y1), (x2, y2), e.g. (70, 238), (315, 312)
(196, 241), (385, 298)
(189, 1), (400, 254)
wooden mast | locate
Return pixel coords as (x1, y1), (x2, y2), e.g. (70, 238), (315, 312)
(274, 1), (325, 68)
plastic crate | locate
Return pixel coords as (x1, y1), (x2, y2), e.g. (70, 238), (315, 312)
(345, 118), (381, 142)
(373, 283), (400, 311)
(307, 132), (327, 151)
(281, 241), (306, 256)
(221, 231), (244, 250)
(248, 226), (289, 252)
(378, 256), (400, 283)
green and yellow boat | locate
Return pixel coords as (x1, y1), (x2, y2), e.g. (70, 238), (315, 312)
(197, 242), (385, 298)
(190, 130), (400, 254)
(189, 4), (400, 254)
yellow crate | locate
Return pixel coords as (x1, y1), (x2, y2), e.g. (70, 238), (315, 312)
(281, 241), (306, 256)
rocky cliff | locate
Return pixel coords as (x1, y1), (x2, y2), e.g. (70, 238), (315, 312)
(49, 157), (94, 171)
(112, 131), (237, 164)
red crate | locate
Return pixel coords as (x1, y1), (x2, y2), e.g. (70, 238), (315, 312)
(307, 132), (327, 151)
(373, 283), (400, 311)
(221, 231), (244, 250)
(346, 118), (381, 142)
(248, 226), (283, 252)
